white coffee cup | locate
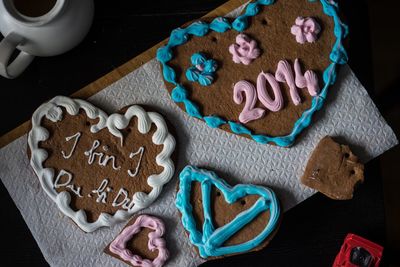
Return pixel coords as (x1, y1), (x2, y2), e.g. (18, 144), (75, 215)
(0, 0), (94, 79)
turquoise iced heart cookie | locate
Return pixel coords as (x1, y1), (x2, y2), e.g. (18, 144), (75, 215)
(175, 166), (280, 258)
(157, 0), (348, 146)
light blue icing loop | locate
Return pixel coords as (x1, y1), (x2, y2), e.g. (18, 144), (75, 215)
(228, 121), (252, 135)
(171, 85), (188, 103)
(168, 28), (189, 47)
(187, 21), (209, 36)
(156, 46), (172, 63)
(175, 166), (280, 258)
(210, 17), (231, 33)
(156, 0), (348, 147)
(203, 116), (226, 128)
(183, 99), (202, 119)
(232, 0), (275, 31)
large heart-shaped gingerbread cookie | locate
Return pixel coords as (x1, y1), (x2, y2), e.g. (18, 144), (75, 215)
(27, 96), (176, 232)
(157, 0), (348, 146)
(176, 166), (280, 258)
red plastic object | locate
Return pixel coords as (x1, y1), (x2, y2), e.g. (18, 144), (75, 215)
(333, 233), (383, 267)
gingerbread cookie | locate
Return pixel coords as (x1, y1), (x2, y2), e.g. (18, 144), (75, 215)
(157, 0), (348, 146)
(175, 166), (280, 258)
(105, 214), (169, 267)
(301, 136), (364, 200)
(27, 96), (176, 232)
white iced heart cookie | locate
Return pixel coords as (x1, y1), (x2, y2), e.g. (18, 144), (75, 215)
(27, 96), (176, 232)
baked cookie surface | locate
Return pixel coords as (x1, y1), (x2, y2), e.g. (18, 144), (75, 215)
(157, 0), (348, 146)
(27, 96), (176, 232)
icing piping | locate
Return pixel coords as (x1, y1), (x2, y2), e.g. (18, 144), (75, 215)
(175, 166), (280, 258)
(185, 53), (218, 86)
(257, 71), (284, 112)
(290, 16), (321, 44)
(61, 132), (81, 159)
(275, 60), (300, 105)
(156, 0), (348, 147)
(27, 96), (176, 232)
(234, 59), (319, 122)
(128, 146), (145, 177)
(54, 169), (83, 198)
(84, 140), (122, 170)
(91, 178), (112, 203)
(54, 169), (73, 189)
(112, 188), (133, 210)
(233, 80), (265, 123)
(229, 33), (261, 65)
(109, 214), (169, 267)
(294, 58), (320, 96)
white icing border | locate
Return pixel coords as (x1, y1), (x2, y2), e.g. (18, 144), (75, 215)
(28, 96), (176, 232)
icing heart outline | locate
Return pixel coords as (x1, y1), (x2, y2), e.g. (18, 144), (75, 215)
(28, 96), (176, 232)
(175, 166), (280, 258)
(109, 214), (169, 267)
(156, 0), (348, 146)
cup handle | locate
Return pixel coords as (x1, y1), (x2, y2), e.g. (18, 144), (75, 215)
(0, 32), (35, 79)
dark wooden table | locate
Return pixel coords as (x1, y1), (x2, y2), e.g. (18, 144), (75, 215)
(0, 1), (388, 266)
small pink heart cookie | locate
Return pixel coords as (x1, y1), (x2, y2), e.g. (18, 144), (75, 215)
(107, 214), (169, 267)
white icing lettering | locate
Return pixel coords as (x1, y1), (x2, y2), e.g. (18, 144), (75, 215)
(127, 147), (145, 177)
(91, 179), (112, 203)
(54, 169), (83, 198)
(54, 169), (73, 188)
(84, 140), (121, 170)
(66, 184), (83, 198)
(112, 188), (132, 210)
(61, 132), (81, 159)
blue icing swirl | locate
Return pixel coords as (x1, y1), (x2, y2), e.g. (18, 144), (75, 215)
(168, 28), (189, 47)
(183, 99), (202, 119)
(171, 85), (188, 103)
(228, 121), (252, 135)
(186, 66), (200, 82)
(204, 116), (226, 128)
(186, 53), (218, 86)
(232, 0), (275, 31)
(156, 46), (172, 63)
(175, 166), (280, 258)
(210, 17), (231, 32)
(186, 21), (209, 36)
(156, 0), (348, 147)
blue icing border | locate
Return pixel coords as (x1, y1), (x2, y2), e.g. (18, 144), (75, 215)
(157, 0), (348, 147)
(175, 166), (280, 258)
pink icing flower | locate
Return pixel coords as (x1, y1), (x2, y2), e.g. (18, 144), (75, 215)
(290, 17), (321, 44)
(229, 34), (261, 65)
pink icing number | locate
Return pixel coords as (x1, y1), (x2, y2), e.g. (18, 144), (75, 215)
(233, 81), (266, 124)
(294, 58), (320, 96)
(110, 215), (169, 267)
(275, 60), (301, 105)
(256, 72), (284, 112)
(233, 59), (320, 123)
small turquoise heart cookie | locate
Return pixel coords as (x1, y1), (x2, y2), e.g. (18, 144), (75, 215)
(175, 166), (280, 258)
(157, 0), (348, 147)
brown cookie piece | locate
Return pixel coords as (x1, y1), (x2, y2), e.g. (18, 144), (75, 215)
(105, 214), (169, 267)
(176, 166), (281, 259)
(158, 0), (348, 146)
(301, 136), (364, 200)
(27, 96), (176, 232)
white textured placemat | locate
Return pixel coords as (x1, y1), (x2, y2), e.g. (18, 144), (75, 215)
(0, 6), (398, 267)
